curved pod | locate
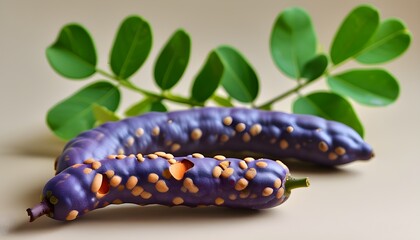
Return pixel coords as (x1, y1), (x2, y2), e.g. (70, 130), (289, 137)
(28, 154), (308, 221)
(55, 107), (374, 173)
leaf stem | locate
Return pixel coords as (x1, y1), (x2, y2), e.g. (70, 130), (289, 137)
(97, 68), (202, 107)
(255, 79), (316, 109)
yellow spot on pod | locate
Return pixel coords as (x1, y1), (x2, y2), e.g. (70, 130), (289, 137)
(148, 173), (159, 183)
(235, 123), (246, 132)
(171, 143), (181, 152)
(117, 148), (125, 155)
(135, 128), (144, 137)
(83, 168), (93, 174)
(116, 154), (126, 159)
(108, 155), (117, 159)
(136, 154), (144, 162)
(262, 187), (274, 197)
(191, 128), (203, 141)
(245, 168), (257, 180)
(131, 186), (144, 196)
(110, 176), (122, 187)
(105, 170), (115, 178)
(152, 126), (160, 136)
(214, 155), (226, 161)
(219, 161), (230, 170)
(239, 161), (248, 170)
(256, 161), (268, 168)
(83, 158), (95, 164)
(329, 152), (338, 161)
(172, 197), (184, 205)
(72, 164), (83, 168)
(212, 166), (223, 178)
(183, 178), (199, 193)
(148, 154), (158, 159)
(229, 194), (237, 200)
(66, 210), (78, 221)
(318, 141), (329, 152)
(279, 139), (289, 149)
(215, 197), (224, 205)
(92, 161), (101, 170)
(221, 168), (234, 178)
(274, 178), (282, 189)
(219, 134), (229, 143)
(140, 191), (152, 199)
(125, 176), (138, 190)
(235, 178), (248, 191)
(155, 151), (167, 157)
(126, 137), (135, 147)
(242, 133), (251, 142)
(250, 124), (262, 136)
(286, 126), (294, 133)
(244, 157), (255, 163)
(192, 153), (204, 158)
(276, 188), (285, 199)
(223, 116), (233, 126)
(335, 147), (346, 156)
(91, 173), (103, 193)
(155, 180), (169, 193)
(168, 159), (177, 164)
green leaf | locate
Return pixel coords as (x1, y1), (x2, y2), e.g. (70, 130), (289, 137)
(47, 81), (120, 140)
(330, 5), (379, 65)
(293, 91), (364, 137)
(110, 16), (152, 79)
(270, 7), (317, 79)
(125, 98), (167, 117)
(46, 24), (97, 79)
(211, 95), (234, 107)
(301, 54), (328, 81)
(191, 51), (224, 102)
(92, 104), (120, 126)
(356, 18), (411, 64)
(327, 69), (399, 106)
(154, 29), (191, 90)
(215, 46), (259, 103)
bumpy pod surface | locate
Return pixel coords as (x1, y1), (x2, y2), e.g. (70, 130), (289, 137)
(55, 107), (373, 173)
(28, 154), (304, 221)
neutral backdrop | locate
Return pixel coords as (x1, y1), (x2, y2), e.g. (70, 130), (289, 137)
(1, 0), (419, 239)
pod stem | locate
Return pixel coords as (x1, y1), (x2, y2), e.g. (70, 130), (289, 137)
(285, 177), (310, 191)
(26, 201), (51, 222)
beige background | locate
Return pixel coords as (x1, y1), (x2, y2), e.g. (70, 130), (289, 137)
(1, 0), (419, 239)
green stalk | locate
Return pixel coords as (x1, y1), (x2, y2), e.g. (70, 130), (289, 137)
(97, 69), (202, 107)
(285, 176), (310, 192)
(255, 79), (316, 109)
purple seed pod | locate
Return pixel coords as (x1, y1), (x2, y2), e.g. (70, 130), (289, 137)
(55, 107), (374, 173)
(28, 153), (309, 221)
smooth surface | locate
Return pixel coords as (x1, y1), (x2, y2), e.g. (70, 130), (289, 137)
(1, 0), (419, 239)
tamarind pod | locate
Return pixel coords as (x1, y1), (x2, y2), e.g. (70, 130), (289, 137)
(55, 107), (374, 173)
(28, 154), (309, 221)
